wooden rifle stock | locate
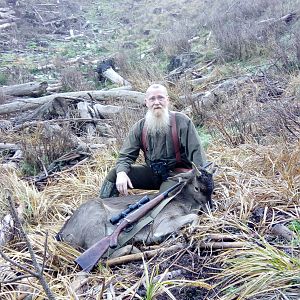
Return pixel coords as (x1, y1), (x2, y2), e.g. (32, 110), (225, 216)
(74, 181), (182, 272)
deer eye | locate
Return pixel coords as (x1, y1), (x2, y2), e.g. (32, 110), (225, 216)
(194, 186), (199, 192)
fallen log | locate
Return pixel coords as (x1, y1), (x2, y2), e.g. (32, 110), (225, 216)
(0, 18), (16, 25)
(12, 118), (111, 131)
(96, 59), (131, 86)
(0, 23), (15, 30)
(0, 10), (16, 19)
(199, 241), (249, 249)
(46, 82), (62, 93)
(93, 103), (123, 118)
(0, 143), (20, 151)
(13, 96), (81, 124)
(77, 101), (96, 135)
(102, 67), (131, 87)
(271, 224), (295, 241)
(0, 8), (12, 13)
(106, 244), (184, 267)
(0, 90), (145, 115)
(258, 12), (299, 26)
(2, 149), (23, 169)
(0, 82), (48, 97)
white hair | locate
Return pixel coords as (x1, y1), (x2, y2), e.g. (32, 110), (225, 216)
(145, 84), (168, 99)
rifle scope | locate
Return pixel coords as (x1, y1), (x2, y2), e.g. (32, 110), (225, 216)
(110, 195), (151, 225)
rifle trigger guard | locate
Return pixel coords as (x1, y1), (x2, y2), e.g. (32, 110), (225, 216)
(124, 224), (134, 232)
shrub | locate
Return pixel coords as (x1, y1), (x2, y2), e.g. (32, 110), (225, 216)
(0, 73), (8, 85)
(202, 72), (299, 146)
(154, 22), (192, 57)
(61, 67), (96, 92)
(202, 0), (300, 65)
(114, 50), (167, 91)
(20, 124), (76, 176)
(5, 66), (35, 84)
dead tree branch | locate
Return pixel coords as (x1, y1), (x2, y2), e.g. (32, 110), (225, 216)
(0, 192), (56, 300)
(0, 90), (145, 115)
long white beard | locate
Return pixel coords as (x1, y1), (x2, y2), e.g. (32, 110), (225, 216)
(145, 108), (170, 136)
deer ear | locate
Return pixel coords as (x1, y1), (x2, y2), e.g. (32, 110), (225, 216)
(205, 162), (217, 175)
(168, 169), (195, 182)
(192, 162), (202, 176)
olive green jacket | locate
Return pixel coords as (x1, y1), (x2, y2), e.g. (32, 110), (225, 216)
(116, 111), (206, 174)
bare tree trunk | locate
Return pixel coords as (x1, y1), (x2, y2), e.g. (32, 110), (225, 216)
(0, 82), (48, 97)
(102, 67), (131, 87)
(77, 102), (96, 135)
(0, 90), (145, 115)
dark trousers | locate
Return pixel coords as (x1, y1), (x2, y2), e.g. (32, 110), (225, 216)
(100, 164), (180, 198)
(106, 165), (163, 190)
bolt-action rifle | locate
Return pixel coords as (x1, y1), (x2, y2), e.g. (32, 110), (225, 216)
(75, 181), (182, 272)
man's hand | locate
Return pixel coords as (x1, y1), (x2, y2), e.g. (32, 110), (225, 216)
(116, 171), (133, 195)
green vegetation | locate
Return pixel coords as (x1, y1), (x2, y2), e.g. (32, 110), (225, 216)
(0, 73), (8, 85)
(0, 0), (299, 299)
(219, 241), (300, 299)
(197, 127), (212, 150)
(289, 220), (300, 234)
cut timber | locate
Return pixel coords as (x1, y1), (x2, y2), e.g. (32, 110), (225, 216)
(93, 103), (123, 118)
(77, 101), (96, 135)
(106, 244), (184, 267)
(271, 224), (295, 241)
(14, 96), (79, 124)
(0, 82), (48, 97)
(13, 118), (110, 131)
(46, 82), (62, 93)
(0, 90), (145, 115)
(0, 143), (20, 151)
(0, 23), (15, 30)
(102, 67), (131, 87)
(199, 241), (249, 249)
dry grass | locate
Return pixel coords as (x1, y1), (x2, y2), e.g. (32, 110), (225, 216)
(19, 124), (77, 176)
(61, 67), (96, 92)
(212, 238), (300, 299)
(1, 1), (300, 299)
(0, 138), (299, 299)
(199, 72), (300, 145)
(154, 22), (192, 57)
(114, 50), (167, 92)
(201, 0), (300, 65)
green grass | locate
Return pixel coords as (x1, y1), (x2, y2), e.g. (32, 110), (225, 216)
(0, 73), (8, 85)
(197, 127), (213, 150)
(218, 240), (300, 299)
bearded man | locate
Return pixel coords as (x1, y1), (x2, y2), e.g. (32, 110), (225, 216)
(99, 83), (207, 198)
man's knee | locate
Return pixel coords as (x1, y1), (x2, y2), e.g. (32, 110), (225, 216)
(99, 168), (119, 198)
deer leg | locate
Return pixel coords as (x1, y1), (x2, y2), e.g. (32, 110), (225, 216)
(109, 245), (140, 258)
(152, 213), (199, 242)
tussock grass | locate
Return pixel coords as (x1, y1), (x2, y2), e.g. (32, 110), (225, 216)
(1, 140), (299, 299)
(217, 241), (300, 299)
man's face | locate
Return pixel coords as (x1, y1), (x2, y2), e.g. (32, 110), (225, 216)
(145, 88), (169, 117)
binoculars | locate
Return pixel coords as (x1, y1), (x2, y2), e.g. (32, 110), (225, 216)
(150, 161), (169, 181)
